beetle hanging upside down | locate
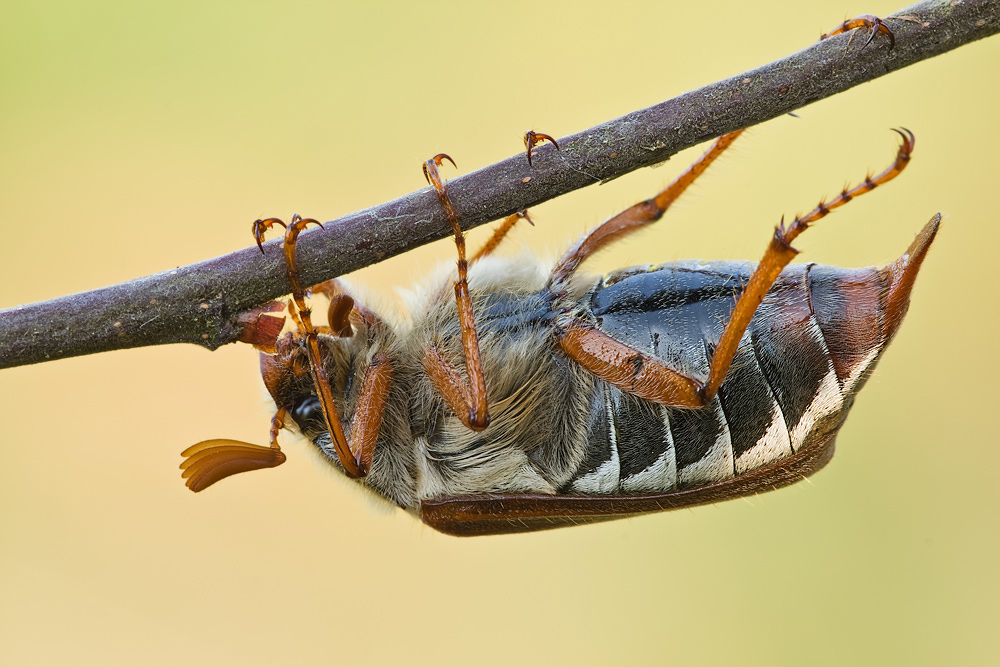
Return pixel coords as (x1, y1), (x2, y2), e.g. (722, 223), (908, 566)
(181, 18), (937, 536)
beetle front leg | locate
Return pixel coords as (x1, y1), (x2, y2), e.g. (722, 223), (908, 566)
(269, 216), (399, 478)
(344, 352), (394, 475)
(524, 131), (559, 166)
(182, 214), (395, 485)
(422, 154), (490, 431)
(258, 215), (371, 476)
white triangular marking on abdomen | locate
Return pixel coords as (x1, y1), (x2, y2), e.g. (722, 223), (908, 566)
(621, 405), (678, 493)
(735, 403), (793, 474)
(571, 384), (621, 494)
(789, 369), (844, 451)
(678, 400), (734, 487)
(842, 347), (881, 393)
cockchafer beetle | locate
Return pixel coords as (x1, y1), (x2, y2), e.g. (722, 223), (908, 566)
(180, 16), (937, 537)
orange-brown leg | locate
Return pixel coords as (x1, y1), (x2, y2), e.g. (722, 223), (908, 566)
(262, 215), (397, 478)
(557, 129), (915, 407)
(427, 210), (534, 307)
(422, 154), (490, 431)
(469, 210), (533, 265)
(701, 128), (914, 399)
(181, 215), (396, 487)
(820, 14), (920, 50)
(524, 131), (560, 167)
(556, 323), (703, 407)
(252, 215), (368, 476)
(548, 130), (744, 290)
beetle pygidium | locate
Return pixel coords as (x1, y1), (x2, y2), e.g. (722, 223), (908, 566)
(180, 114), (937, 536)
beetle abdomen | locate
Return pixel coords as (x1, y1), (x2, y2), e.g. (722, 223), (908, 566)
(565, 260), (891, 494)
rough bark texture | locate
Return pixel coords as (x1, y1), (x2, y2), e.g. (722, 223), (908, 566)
(1, 0), (997, 369)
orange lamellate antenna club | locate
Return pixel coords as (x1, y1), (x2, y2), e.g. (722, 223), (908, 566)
(180, 440), (287, 492)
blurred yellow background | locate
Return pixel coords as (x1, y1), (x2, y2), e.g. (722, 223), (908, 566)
(2, 1), (998, 665)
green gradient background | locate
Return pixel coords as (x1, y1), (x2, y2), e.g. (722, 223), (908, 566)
(2, 1), (998, 665)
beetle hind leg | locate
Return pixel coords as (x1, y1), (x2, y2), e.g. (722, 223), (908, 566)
(699, 129), (915, 401)
(556, 130), (916, 410)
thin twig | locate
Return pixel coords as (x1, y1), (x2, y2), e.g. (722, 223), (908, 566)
(1, 0), (997, 370)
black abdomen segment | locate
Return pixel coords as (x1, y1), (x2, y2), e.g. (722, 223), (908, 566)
(565, 261), (882, 494)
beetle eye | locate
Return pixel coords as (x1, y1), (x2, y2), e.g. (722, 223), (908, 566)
(290, 395), (324, 433)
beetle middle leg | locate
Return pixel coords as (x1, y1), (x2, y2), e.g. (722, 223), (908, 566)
(548, 129), (744, 290)
(421, 154), (491, 431)
(422, 178), (533, 432)
(543, 129), (747, 408)
(556, 129), (915, 408)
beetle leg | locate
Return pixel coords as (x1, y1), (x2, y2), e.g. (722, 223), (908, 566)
(335, 350), (394, 476)
(469, 210), (533, 265)
(558, 130), (915, 408)
(305, 278), (386, 336)
(422, 154), (491, 431)
(702, 129), (915, 401)
(432, 210), (533, 304)
(556, 322), (704, 407)
(820, 14), (920, 51)
(260, 215), (370, 476)
(277, 215), (400, 478)
(185, 214), (395, 482)
(548, 130), (743, 290)
(524, 130), (560, 167)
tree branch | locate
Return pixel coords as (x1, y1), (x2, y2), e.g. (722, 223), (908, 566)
(2, 0), (997, 370)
